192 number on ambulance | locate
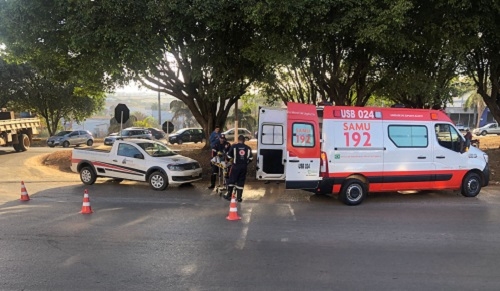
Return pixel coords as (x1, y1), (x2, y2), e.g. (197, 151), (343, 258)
(344, 132), (371, 147)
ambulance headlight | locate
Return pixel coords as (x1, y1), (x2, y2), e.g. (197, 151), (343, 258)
(484, 154), (489, 163)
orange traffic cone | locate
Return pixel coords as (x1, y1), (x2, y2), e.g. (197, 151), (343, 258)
(226, 194), (241, 221)
(20, 181), (30, 201)
(80, 189), (93, 214)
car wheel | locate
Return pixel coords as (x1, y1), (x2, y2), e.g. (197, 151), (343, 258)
(18, 134), (30, 151)
(177, 139), (183, 145)
(86, 139), (94, 146)
(339, 178), (367, 206)
(481, 130), (487, 136)
(149, 171), (168, 190)
(461, 172), (481, 197)
(62, 141), (70, 148)
(245, 136), (250, 141)
(48, 145), (55, 148)
(80, 166), (97, 185)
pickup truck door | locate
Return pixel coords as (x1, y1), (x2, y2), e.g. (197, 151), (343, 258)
(109, 143), (148, 181)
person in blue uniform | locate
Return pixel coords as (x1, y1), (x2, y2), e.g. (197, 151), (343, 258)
(223, 135), (253, 202)
(209, 125), (221, 148)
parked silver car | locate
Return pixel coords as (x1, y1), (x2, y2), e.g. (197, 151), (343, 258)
(47, 130), (94, 148)
(473, 123), (500, 136)
(222, 128), (253, 141)
(104, 127), (153, 145)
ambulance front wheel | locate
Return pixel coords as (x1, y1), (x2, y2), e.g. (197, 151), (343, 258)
(339, 179), (367, 206)
(461, 172), (481, 197)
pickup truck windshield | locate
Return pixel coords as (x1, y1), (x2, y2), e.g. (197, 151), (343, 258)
(137, 142), (177, 157)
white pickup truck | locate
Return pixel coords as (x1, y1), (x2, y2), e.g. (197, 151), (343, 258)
(71, 139), (203, 190)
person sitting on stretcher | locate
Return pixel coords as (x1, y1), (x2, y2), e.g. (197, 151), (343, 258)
(207, 134), (231, 189)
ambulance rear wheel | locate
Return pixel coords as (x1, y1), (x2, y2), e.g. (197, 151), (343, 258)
(461, 172), (481, 197)
(339, 179), (366, 206)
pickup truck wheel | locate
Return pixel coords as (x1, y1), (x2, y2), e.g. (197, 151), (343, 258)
(481, 130), (487, 136)
(149, 171), (168, 190)
(63, 141), (70, 148)
(86, 139), (93, 146)
(461, 172), (481, 197)
(339, 179), (367, 206)
(80, 166), (97, 185)
(18, 134), (30, 151)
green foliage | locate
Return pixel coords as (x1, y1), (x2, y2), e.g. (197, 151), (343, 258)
(0, 0), (268, 148)
(3, 0), (500, 125)
(134, 116), (158, 128)
(1, 58), (105, 136)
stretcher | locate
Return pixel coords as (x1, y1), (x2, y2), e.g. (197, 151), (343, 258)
(210, 156), (231, 196)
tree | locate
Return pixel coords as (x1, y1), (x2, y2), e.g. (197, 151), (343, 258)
(448, 1), (500, 124)
(0, 0), (268, 149)
(246, 0), (413, 106)
(169, 100), (198, 129)
(134, 116), (158, 128)
(4, 61), (105, 136)
(0, 57), (27, 108)
(261, 65), (321, 105)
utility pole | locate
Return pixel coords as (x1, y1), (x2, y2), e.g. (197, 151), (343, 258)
(157, 84), (161, 127)
(234, 99), (239, 143)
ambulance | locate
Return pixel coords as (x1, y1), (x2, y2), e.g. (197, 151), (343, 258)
(256, 102), (490, 205)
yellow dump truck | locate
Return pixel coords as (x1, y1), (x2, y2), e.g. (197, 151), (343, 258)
(0, 111), (40, 152)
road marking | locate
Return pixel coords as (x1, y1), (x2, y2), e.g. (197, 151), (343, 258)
(235, 207), (252, 250)
(288, 204), (296, 221)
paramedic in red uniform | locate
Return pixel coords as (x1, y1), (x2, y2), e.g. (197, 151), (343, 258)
(223, 135), (253, 202)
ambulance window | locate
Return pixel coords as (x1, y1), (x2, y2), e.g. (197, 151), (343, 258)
(261, 124), (283, 145)
(388, 125), (428, 148)
(292, 123), (315, 147)
(435, 124), (463, 152)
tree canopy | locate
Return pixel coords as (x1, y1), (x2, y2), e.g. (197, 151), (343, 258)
(1, 0), (500, 126)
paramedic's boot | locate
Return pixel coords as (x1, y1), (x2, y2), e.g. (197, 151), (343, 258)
(207, 174), (216, 189)
(223, 186), (234, 201)
(236, 188), (243, 203)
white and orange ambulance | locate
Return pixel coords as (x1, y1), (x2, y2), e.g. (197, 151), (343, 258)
(256, 102), (490, 205)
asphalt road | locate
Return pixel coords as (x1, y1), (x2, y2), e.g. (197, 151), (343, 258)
(1, 147), (500, 290)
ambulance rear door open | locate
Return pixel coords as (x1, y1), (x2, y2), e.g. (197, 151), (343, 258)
(285, 102), (321, 190)
(256, 107), (287, 180)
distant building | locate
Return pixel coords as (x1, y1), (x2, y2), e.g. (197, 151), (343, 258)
(445, 93), (476, 128)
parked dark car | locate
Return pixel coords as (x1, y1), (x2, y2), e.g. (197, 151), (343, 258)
(148, 128), (166, 140)
(168, 128), (206, 145)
